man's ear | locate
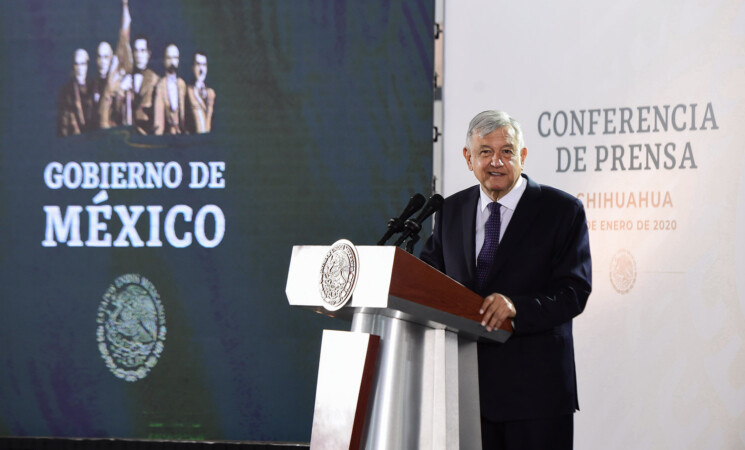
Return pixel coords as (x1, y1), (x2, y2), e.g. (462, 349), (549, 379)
(520, 147), (528, 165)
(463, 147), (474, 171)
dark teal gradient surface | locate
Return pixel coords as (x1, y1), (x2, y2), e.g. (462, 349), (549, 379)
(0, 0), (433, 442)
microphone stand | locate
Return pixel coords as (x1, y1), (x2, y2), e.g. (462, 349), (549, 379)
(377, 193), (426, 246)
(393, 194), (442, 253)
(404, 234), (419, 254)
(377, 216), (406, 246)
(395, 217), (423, 254)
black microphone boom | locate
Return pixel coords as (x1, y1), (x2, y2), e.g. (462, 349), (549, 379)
(393, 193), (444, 248)
(377, 193), (426, 245)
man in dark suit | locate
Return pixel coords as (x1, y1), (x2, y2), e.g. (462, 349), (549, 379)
(98, 0), (137, 130)
(100, 34), (160, 133)
(185, 51), (215, 134)
(91, 41), (113, 129)
(419, 110), (592, 449)
(57, 49), (94, 137)
(153, 43), (186, 135)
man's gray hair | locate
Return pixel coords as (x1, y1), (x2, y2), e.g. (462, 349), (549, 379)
(465, 110), (525, 151)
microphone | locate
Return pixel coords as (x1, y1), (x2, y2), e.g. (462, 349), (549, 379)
(377, 193), (426, 245)
(393, 194), (444, 248)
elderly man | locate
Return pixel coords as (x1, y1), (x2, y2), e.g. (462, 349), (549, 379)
(419, 110), (592, 449)
(57, 49), (94, 136)
(129, 34), (159, 133)
(92, 41), (113, 128)
(99, 31), (159, 132)
(185, 51), (215, 134)
(153, 43), (186, 135)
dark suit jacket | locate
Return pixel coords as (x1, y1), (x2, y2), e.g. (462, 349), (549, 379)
(57, 79), (94, 137)
(134, 69), (160, 134)
(419, 174), (592, 422)
(91, 76), (108, 129)
(98, 68), (160, 132)
(153, 76), (187, 135)
(185, 84), (215, 134)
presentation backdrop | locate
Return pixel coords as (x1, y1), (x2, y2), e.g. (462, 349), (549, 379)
(0, 0), (433, 442)
(442, 0), (745, 448)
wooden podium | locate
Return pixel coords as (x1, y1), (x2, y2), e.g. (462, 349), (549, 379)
(285, 245), (511, 450)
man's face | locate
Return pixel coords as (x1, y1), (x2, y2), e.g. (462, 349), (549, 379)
(73, 49), (88, 83)
(164, 45), (180, 73)
(463, 126), (527, 202)
(134, 39), (150, 70)
(97, 42), (113, 78)
(193, 53), (207, 83)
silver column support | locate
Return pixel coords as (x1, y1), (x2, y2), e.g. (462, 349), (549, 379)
(286, 245), (507, 449)
(351, 311), (482, 450)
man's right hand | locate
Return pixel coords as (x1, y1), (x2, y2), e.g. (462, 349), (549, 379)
(479, 293), (516, 332)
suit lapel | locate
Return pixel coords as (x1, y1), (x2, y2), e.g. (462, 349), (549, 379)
(73, 82), (86, 128)
(486, 175), (542, 280)
(461, 187), (479, 284)
(193, 87), (208, 111)
(177, 78), (187, 130)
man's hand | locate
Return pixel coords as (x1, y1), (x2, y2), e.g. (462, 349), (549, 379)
(120, 74), (133, 92)
(479, 293), (516, 332)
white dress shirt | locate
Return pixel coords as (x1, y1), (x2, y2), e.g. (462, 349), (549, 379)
(166, 74), (179, 111)
(474, 175), (527, 264)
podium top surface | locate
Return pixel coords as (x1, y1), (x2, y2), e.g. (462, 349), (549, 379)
(285, 245), (511, 343)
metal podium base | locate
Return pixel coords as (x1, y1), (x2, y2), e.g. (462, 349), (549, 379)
(351, 311), (482, 450)
(287, 245), (503, 450)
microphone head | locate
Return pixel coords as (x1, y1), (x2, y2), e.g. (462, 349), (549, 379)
(414, 194), (444, 223)
(392, 194), (443, 247)
(377, 193), (426, 245)
(399, 193), (426, 220)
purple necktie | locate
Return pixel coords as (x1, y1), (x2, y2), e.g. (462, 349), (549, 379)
(476, 202), (501, 287)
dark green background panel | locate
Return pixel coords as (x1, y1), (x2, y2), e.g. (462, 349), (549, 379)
(0, 0), (433, 442)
